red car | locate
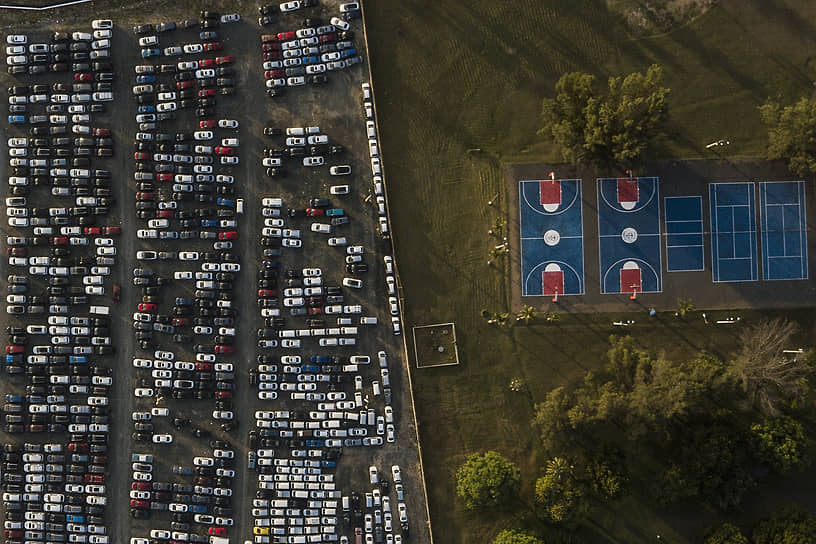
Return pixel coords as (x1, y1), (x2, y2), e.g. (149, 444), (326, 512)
(84, 474), (104, 483)
(219, 231), (238, 240)
(4, 530), (23, 539)
(319, 33), (338, 43)
(103, 226), (121, 235)
(196, 362), (213, 371)
(199, 58), (216, 68)
(112, 284), (120, 303)
(5, 345), (23, 354)
(7, 247), (25, 256)
(130, 499), (149, 509)
(198, 88), (216, 97)
(136, 192), (154, 201)
(215, 56), (234, 65)
(194, 476), (213, 485)
(93, 127), (111, 136)
(261, 34), (279, 43)
(156, 210), (174, 218)
(277, 31), (296, 40)
(264, 69), (285, 79)
(306, 208), (324, 216)
(134, 152), (150, 160)
(203, 42), (222, 51)
(177, 80), (194, 90)
(50, 236), (68, 246)
(214, 345), (234, 354)
(157, 173), (173, 182)
(172, 318), (191, 326)
(74, 72), (92, 81)
(258, 289), (277, 297)
(262, 42), (282, 51)
(307, 307), (323, 315)
(68, 442), (89, 452)
(263, 51), (283, 61)
(138, 303), (157, 312)
(215, 391), (232, 400)
(208, 528), (226, 537)
(84, 226), (102, 235)
(214, 146), (235, 156)
(132, 482), (151, 490)
(199, 120), (216, 129)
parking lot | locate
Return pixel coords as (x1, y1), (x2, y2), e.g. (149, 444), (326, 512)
(2, 3), (430, 544)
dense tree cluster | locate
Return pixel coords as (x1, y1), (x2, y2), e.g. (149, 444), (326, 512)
(455, 451), (520, 510)
(760, 97), (816, 176)
(541, 65), (670, 165)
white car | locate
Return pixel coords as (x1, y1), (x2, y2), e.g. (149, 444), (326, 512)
(153, 434), (173, 444)
(282, 239), (302, 248)
(330, 185), (350, 195)
(303, 156), (324, 166)
(330, 16), (351, 31)
(218, 119), (238, 128)
(221, 13), (240, 23)
(183, 43), (203, 54)
(302, 268), (322, 277)
(330, 165), (352, 176)
(343, 278), (363, 289)
(134, 388), (154, 397)
(194, 131), (213, 141)
(280, 1), (301, 12)
(328, 237), (347, 246)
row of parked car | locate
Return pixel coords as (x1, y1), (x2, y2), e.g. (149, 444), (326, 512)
(127, 14), (244, 543)
(3, 22), (119, 544)
(5, 20), (113, 77)
(261, 125), (354, 179)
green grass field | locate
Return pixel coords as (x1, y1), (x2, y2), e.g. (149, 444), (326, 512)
(364, 1), (816, 542)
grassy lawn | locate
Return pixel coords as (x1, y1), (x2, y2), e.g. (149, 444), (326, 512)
(364, 0), (816, 542)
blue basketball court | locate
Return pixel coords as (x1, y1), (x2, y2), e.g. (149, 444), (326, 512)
(760, 181), (808, 281)
(597, 177), (662, 295)
(709, 182), (758, 282)
(664, 196), (705, 272)
(519, 179), (585, 296)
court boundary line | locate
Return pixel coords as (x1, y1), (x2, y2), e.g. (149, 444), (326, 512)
(759, 180), (809, 281)
(596, 177), (663, 294)
(664, 196), (705, 272)
(710, 182), (758, 283)
(519, 179), (585, 296)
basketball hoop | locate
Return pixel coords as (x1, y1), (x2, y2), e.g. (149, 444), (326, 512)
(629, 285), (639, 300)
(552, 287), (559, 303)
(549, 172), (555, 181)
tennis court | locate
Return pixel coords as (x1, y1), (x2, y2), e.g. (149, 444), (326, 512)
(760, 180), (808, 281)
(597, 177), (662, 295)
(709, 182), (758, 282)
(664, 196), (705, 272)
(519, 179), (585, 297)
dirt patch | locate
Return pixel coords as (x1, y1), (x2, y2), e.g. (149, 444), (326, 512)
(608, 0), (717, 36)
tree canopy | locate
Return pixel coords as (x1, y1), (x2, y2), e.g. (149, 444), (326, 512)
(534, 457), (588, 524)
(751, 416), (812, 474)
(493, 529), (543, 544)
(705, 523), (749, 544)
(541, 65), (669, 165)
(760, 97), (816, 176)
(455, 451), (520, 510)
(751, 504), (816, 544)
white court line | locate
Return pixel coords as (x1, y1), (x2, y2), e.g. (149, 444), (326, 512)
(0, 0), (91, 10)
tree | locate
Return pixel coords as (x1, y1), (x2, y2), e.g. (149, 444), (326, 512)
(587, 457), (625, 499)
(541, 65), (669, 165)
(541, 71), (596, 163)
(731, 318), (811, 415)
(534, 457), (588, 524)
(493, 529), (543, 544)
(584, 65), (670, 163)
(751, 416), (813, 474)
(455, 451), (520, 510)
(760, 97), (816, 176)
(676, 298), (695, 318)
(704, 523), (748, 544)
(516, 306), (536, 324)
(751, 504), (816, 544)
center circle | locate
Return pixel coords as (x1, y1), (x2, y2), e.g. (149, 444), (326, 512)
(621, 227), (638, 244)
(543, 230), (560, 247)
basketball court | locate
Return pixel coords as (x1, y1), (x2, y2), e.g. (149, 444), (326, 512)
(597, 177), (662, 295)
(709, 182), (758, 282)
(519, 179), (585, 297)
(760, 181), (808, 281)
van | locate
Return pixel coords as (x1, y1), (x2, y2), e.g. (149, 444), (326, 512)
(89, 306), (109, 315)
(372, 382), (381, 396)
(236, 198), (244, 214)
(360, 317), (377, 325)
(286, 127), (305, 136)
